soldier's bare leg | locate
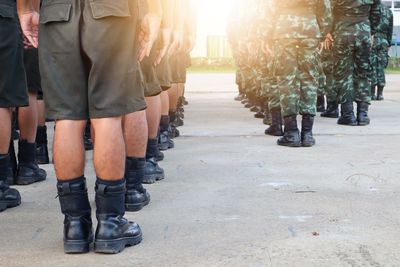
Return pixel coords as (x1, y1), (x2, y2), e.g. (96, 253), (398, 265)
(16, 91), (46, 185)
(18, 92), (38, 143)
(53, 120), (86, 180)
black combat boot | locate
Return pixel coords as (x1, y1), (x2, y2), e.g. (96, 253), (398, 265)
(170, 110), (183, 127)
(377, 86), (384, 101)
(57, 177), (93, 253)
(181, 95), (189, 105)
(143, 158), (165, 184)
(321, 101), (339, 118)
(277, 115), (301, 147)
(371, 86), (377, 101)
(317, 95), (326, 112)
(263, 110), (272, 125)
(257, 99), (266, 116)
(0, 154), (21, 212)
(177, 98), (185, 119)
(250, 105), (260, 113)
(357, 102), (370, 126)
(125, 158), (150, 212)
(265, 108), (283, 136)
(301, 114), (316, 147)
(177, 109), (184, 119)
(234, 94), (244, 101)
(175, 116), (184, 127)
(159, 116), (174, 151)
(256, 102), (267, 119)
(15, 140), (47, 185)
(94, 179), (142, 254)
(244, 101), (254, 109)
(254, 110), (264, 119)
(84, 121), (93, 151)
(241, 97), (248, 105)
(338, 102), (357, 126)
(147, 138), (163, 161)
(36, 126), (49, 165)
(169, 124), (180, 139)
(159, 131), (174, 151)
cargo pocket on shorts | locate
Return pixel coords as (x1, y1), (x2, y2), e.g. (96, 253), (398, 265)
(0, 4), (15, 19)
(39, 3), (72, 24)
(89, 0), (131, 19)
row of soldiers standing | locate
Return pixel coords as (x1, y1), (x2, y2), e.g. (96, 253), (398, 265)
(228, 0), (394, 147)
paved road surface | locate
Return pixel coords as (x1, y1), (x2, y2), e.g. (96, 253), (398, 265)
(1, 73), (400, 267)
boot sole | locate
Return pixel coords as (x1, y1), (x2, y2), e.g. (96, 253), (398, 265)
(321, 114), (339, 118)
(142, 173), (164, 184)
(15, 176), (46, 185)
(302, 142), (316, 147)
(64, 236), (93, 254)
(277, 142), (302, 148)
(0, 203), (6, 212)
(94, 234), (142, 254)
(37, 158), (50, 165)
(0, 199), (21, 212)
(159, 143), (174, 151)
(159, 145), (169, 151)
(265, 131), (284, 137)
(125, 197), (151, 212)
(143, 174), (157, 184)
(338, 122), (357, 126)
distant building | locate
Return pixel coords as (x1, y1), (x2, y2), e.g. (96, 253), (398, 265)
(383, 0), (400, 26)
(383, 0), (400, 57)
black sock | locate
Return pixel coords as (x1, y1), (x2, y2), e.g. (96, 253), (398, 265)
(169, 111), (176, 124)
(18, 140), (36, 164)
(96, 177), (125, 186)
(160, 115), (169, 132)
(36, 126), (48, 145)
(146, 139), (158, 159)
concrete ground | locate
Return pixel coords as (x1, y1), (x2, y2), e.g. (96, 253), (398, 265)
(1, 73), (400, 267)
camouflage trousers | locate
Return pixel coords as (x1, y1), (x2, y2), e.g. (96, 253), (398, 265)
(333, 35), (371, 104)
(260, 58), (280, 110)
(261, 77), (280, 110)
(236, 69), (245, 94)
(370, 41), (389, 87)
(273, 38), (320, 117)
(319, 51), (336, 101)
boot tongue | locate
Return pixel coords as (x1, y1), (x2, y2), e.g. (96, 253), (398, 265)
(95, 179), (126, 217)
(125, 157), (145, 188)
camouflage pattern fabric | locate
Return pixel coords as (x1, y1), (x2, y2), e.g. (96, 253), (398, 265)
(370, 4), (393, 87)
(320, 50), (336, 101)
(268, 0), (332, 117)
(274, 39), (322, 117)
(332, 0), (382, 104)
